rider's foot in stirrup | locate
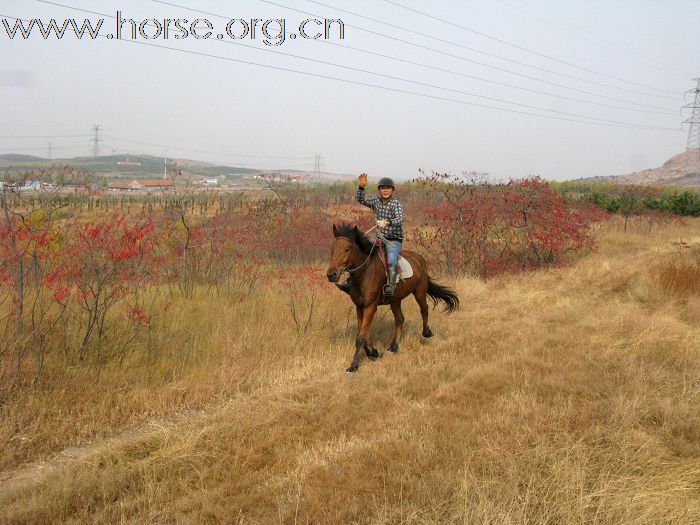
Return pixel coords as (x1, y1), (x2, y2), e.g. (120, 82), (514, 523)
(384, 266), (398, 296)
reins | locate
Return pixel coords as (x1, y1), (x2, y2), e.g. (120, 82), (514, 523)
(341, 225), (389, 276)
(345, 238), (376, 274)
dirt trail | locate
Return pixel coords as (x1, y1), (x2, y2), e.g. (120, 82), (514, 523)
(0, 408), (203, 494)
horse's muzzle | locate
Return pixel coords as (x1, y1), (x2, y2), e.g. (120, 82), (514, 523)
(327, 270), (340, 282)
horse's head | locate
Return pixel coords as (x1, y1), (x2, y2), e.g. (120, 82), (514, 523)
(326, 224), (360, 282)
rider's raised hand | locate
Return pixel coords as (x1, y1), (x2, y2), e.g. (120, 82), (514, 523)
(358, 173), (368, 188)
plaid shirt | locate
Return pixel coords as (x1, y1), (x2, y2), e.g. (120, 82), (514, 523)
(356, 187), (404, 241)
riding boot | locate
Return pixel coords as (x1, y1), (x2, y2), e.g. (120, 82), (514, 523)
(383, 265), (398, 296)
(337, 276), (352, 294)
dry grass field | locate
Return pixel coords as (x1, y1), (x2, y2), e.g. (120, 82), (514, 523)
(1, 219), (699, 524)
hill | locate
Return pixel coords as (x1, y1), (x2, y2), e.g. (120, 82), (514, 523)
(0, 153), (354, 182)
(583, 149), (700, 187)
(0, 154), (45, 163)
(0, 153), (260, 178)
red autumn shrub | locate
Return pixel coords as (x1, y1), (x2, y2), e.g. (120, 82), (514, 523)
(46, 216), (160, 359)
(412, 173), (595, 276)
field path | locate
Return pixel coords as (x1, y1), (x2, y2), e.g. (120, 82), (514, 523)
(0, 407), (205, 494)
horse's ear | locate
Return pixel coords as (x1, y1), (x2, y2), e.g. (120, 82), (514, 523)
(352, 226), (360, 240)
(332, 224), (339, 237)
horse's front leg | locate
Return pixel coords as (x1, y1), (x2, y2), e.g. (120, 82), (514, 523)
(356, 305), (379, 359)
(389, 301), (405, 353)
(348, 303), (377, 373)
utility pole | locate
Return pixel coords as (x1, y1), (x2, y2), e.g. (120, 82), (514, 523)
(312, 152), (323, 182)
(164, 150), (168, 180)
(91, 124), (102, 158)
(682, 78), (700, 151)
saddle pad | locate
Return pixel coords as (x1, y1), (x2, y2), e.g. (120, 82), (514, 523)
(398, 256), (413, 279)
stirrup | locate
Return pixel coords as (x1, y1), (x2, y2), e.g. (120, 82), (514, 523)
(383, 283), (395, 296)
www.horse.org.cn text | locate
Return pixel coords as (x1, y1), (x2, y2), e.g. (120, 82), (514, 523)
(2, 11), (346, 47)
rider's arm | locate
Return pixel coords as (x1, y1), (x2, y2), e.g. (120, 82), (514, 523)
(356, 186), (379, 208)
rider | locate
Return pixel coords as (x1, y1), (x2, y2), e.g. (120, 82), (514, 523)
(339, 173), (404, 296)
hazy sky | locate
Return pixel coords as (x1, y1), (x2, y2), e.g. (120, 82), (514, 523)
(2, 0), (698, 181)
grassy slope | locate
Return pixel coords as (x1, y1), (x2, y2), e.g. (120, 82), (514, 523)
(0, 220), (699, 524)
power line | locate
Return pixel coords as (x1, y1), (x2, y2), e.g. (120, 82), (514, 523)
(299, 0), (677, 98)
(114, 15), (672, 125)
(0, 144), (87, 152)
(154, 0), (676, 115)
(111, 38), (678, 130)
(496, 0), (692, 78)
(103, 135), (314, 160)
(376, 0), (682, 93)
(0, 134), (91, 139)
(153, 0), (677, 117)
(2, 12), (678, 131)
(103, 135), (317, 169)
(317, 41), (675, 116)
(258, 0), (679, 109)
(40, 0), (678, 114)
(0, 141), (309, 168)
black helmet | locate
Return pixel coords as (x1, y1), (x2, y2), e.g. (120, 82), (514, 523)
(377, 177), (395, 189)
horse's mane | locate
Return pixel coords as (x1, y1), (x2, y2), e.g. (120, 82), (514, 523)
(334, 223), (373, 254)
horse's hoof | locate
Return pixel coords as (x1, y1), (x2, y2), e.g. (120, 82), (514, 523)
(389, 342), (399, 353)
(365, 346), (380, 359)
(422, 328), (433, 338)
(346, 366), (358, 373)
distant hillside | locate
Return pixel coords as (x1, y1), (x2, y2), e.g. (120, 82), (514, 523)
(0, 153), (262, 178)
(582, 149), (700, 187)
(0, 153), (355, 182)
(0, 153), (46, 162)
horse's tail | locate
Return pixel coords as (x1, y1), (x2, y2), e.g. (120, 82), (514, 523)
(427, 278), (460, 314)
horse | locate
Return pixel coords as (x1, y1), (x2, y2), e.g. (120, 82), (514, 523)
(326, 223), (459, 373)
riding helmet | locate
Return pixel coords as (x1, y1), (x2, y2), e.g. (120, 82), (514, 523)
(377, 177), (395, 189)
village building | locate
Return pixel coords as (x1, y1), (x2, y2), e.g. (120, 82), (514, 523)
(107, 180), (175, 192)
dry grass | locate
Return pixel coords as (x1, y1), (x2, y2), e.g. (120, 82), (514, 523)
(656, 246), (700, 297)
(1, 220), (699, 523)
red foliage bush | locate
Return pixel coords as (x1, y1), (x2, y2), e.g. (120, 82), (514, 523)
(44, 216), (160, 357)
(412, 174), (596, 276)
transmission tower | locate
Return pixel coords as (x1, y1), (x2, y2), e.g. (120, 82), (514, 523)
(91, 124), (103, 158)
(312, 153), (323, 182)
(682, 78), (700, 150)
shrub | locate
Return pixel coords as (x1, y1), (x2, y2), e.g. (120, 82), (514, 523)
(413, 173), (595, 276)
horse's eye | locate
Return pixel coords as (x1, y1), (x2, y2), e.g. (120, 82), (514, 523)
(344, 248), (351, 253)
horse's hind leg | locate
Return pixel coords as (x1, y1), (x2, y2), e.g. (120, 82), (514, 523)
(388, 302), (404, 353)
(414, 289), (433, 338)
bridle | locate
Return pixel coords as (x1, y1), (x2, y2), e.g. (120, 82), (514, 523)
(334, 224), (387, 276)
(336, 236), (377, 275)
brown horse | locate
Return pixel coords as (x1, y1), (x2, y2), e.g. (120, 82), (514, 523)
(326, 223), (459, 373)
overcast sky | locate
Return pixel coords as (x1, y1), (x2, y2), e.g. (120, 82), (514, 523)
(1, 0), (698, 181)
